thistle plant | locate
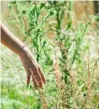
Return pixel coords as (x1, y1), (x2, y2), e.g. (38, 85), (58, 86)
(1, 1), (99, 109)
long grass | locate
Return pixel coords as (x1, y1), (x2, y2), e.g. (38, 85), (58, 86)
(1, 1), (99, 109)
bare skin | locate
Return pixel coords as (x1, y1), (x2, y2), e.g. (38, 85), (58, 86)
(1, 23), (45, 88)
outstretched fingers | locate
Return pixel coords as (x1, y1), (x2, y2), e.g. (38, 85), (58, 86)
(27, 72), (31, 86)
(38, 67), (46, 84)
(29, 68), (43, 88)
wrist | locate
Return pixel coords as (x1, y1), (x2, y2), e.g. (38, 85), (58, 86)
(20, 45), (39, 67)
(19, 44), (28, 57)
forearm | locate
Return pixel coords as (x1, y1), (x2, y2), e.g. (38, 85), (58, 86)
(1, 23), (25, 56)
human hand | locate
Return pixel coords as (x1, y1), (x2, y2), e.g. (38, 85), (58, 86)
(20, 47), (45, 88)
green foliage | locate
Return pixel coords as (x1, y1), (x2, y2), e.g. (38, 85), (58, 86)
(1, 1), (99, 109)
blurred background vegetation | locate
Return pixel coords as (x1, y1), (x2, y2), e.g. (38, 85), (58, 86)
(1, 1), (99, 109)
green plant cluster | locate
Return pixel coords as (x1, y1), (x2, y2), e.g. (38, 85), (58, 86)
(1, 1), (99, 109)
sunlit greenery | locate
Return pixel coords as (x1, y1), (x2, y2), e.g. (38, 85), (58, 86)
(1, 1), (99, 109)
